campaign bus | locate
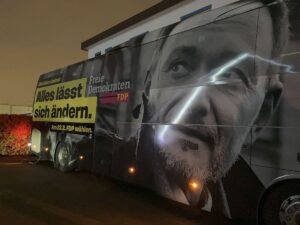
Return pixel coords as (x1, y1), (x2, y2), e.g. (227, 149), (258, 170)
(30, 0), (300, 224)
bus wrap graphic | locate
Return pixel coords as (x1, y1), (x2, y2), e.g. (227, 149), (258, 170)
(33, 78), (97, 124)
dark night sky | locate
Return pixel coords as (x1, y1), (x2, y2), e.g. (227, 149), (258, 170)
(0, 0), (160, 106)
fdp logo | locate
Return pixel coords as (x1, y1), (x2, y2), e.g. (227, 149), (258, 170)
(100, 91), (129, 104)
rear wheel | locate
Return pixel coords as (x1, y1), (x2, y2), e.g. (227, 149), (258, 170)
(259, 179), (300, 225)
(54, 142), (74, 172)
(280, 195), (300, 225)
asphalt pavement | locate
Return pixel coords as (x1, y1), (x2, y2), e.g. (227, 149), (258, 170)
(0, 156), (235, 225)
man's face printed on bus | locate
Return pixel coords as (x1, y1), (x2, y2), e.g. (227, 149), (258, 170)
(144, 3), (278, 194)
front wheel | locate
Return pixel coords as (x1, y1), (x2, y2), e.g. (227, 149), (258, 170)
(54, 142), (74, 172)
(258, 179), (300, 225)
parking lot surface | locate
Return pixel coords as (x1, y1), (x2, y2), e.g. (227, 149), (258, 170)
(0, 157), (234, 225)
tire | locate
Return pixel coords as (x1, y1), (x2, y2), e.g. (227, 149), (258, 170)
(258, 179), (300, 225)
(54, 142), (74, 172)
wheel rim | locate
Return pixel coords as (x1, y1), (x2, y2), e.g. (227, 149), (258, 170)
(280, 195), (300, 225)
(58, 146), (69, 167)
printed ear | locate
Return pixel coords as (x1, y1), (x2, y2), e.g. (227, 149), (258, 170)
(143, 70), (152, 98)
(254, 77), (283, 133)
(132, 104), (141, 119)
(140, 70), (153, 122)
(141, 92), (152, 122)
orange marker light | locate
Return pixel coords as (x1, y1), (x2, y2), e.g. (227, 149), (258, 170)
(79, 155), (84, 160)
(189, 181), (201, 191)
(128, 166), (136, 174)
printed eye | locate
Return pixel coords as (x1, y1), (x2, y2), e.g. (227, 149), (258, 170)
(222, 71), (239, 79)
(168, 61), (191, 79)
(220, 68), (249, 86)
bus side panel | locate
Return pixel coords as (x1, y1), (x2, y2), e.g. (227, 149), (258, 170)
(95, 6), (262, 224)
(32, 61), (99, 169)
(251, 22), (300, 185)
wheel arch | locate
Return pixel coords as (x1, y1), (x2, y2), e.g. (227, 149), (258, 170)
(258, 174), (300, 225)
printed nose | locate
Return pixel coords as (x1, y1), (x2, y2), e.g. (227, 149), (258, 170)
(162, 87), (211, 124)
(181, 87), (212, 124)
(158, 86), (213, 124)
(196, 88), (211, 117)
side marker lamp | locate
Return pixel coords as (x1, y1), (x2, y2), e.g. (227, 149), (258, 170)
(128, 166), (136, 174)
(189, 180), (201, 191)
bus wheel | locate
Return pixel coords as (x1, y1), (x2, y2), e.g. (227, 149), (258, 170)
(55, 142), (73, 172)
(259, 179), (300, 225)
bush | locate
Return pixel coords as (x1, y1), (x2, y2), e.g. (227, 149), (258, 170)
(0, 115), (32, 155)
